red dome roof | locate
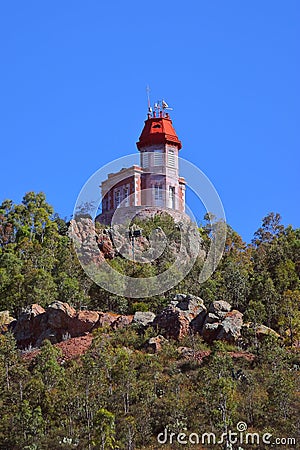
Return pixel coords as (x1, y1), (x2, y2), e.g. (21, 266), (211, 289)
(136, 113), (182, 150)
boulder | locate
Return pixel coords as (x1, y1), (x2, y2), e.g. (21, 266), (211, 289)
(215, 310), (244, 343)
(203, 312), (219, 324)
(153, 306), (190, 340)
(202, 309), (243, 344)
(111, 315), (133, 330)
(181, 296), (207, 333)
(47, 301), (76, 329)
(68, 310), (100, 336)
(28, 304), (46, 317)
(208, 300), (232, 319)
(148, 335), (168, 353)
(11, 304), (46, 347)
(242, 323), (280, 341)
(174, 294), (207, 321)
(153, 294), (207, 339)
(97, 312), (121, 328)
(202, 322), (222, 343)
(11, 302), (133, 348)
(133, 311), (156, 327)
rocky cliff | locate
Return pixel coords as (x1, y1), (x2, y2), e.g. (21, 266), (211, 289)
(5, 295), (279, 356)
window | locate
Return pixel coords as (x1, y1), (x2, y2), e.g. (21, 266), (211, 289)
(114, 190), (121, 208)
(154, 185), (162, 200)
(169, 186), (175, 209)
(153, 184), (163, 206)
(123, 187), (129, 206)
(142, 152), (149, 168)
(168, 149), (176, 168)
(154, 150), (163, 166)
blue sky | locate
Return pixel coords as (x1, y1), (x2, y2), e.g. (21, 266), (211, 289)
(0, 1), (299, 242)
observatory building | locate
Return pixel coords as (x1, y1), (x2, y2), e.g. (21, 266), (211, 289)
(97, 101), (186, 224)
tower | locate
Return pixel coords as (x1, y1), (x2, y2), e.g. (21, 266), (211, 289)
(98, 101), (186, 225)
(137, 106), (185, 212)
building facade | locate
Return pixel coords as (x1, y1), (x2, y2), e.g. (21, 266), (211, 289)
(98, 107), (186, 224)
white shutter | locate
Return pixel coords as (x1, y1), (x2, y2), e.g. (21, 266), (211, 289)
(142, 153), (149, 168)
(168, 149), (175, 168)
(154, 150), (163, 166)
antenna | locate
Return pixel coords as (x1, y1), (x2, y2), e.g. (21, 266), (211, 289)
(146, 85), (152, 113)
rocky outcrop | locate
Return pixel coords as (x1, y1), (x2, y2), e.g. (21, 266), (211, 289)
(202, 301), (244, 344)
(71, 210), (205, 267)
(208, 300), (231, 317)
(11, 301), (133, 348)
(111, 315), (133, 330)
(133, 311), (156, 327)
(69, 218), (106, 265)
(153, 306), (189, 340)
(148, 335), (168, 353)
(153, 294), (206, 339)
(202, 322), (222, 342)
(242, 323), (280, 341)
(153, 297), (245, 344)
(10, 304), (46, 347)
(9, 295), (280, 351)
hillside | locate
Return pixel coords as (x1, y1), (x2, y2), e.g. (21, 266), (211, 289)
(0, 192), (299, 449)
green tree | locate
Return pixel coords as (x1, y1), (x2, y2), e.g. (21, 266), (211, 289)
(93, 408), (116, 450)
(278, 290), (300, 346)
(33, 340), (64, 390)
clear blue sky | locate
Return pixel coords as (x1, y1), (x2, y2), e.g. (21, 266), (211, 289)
(0, 1), (299, 242)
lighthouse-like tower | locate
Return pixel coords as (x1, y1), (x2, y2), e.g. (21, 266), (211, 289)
(137, 108), (185, 211)
(98, 102), (186, 224)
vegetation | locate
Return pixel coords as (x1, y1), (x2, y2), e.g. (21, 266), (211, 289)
(0, 192), (299, 449)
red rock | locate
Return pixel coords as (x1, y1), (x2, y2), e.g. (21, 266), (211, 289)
(111, 315), (133, 330)
(22, 335), (94, 363)
(11, 304), (46, 348)
(228, 351), (255, 361)
(153, 306), (190, 340)
(56, 335), (94, 361)
(148, 335), (168, 352)
(68, 310), (99, 336)
(30, 304), (46, 316)
(97, 312), (120, 328)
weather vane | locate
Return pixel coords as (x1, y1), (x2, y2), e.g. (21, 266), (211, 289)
(146, 86), (173, 116)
